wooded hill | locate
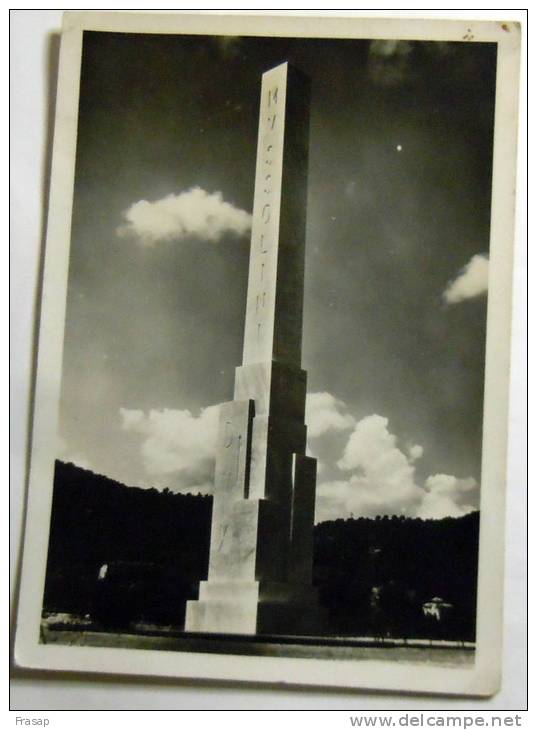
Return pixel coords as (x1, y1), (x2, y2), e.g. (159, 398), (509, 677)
(43, 460), (479, 639)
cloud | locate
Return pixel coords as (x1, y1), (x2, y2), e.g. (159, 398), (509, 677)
(368, 39), (413, 86)
(369, 40), (413, 58)
(408, 443), (424, 462)
(305, 391), (356, 439)
(216, 36), (242, 58)
(120, 391), (347, 491)
(117, 187), (252, 246)
(315, 411), (478, 523)
(120, 404), (219, 492)
(118, 391), (478, 518)
(416, 474), (477, 520)
(443, 254), (489, 304)
(331, 414), (424, 518)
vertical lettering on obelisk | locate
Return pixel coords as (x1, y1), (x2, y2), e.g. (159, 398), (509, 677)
(242, 66), (287, 366)
(185, 63), (319, 636)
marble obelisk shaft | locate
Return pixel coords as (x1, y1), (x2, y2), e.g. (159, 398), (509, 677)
(185, 63), (318, 635)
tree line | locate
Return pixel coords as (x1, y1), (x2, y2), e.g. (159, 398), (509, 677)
(43, 460), (478, 639)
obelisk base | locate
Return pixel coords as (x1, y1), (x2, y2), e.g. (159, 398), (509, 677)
(185, 580), (323, 636)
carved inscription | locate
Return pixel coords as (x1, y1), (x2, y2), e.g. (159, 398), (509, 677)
(254, 81), (280, 343)
(222, 420), (241, 493)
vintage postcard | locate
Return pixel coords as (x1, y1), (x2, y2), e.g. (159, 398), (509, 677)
(14, 12), (521, 695)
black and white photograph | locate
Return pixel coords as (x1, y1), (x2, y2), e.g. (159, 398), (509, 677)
(13, 12), (522, 697)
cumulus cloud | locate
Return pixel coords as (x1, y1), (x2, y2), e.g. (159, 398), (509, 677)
(416, 474), (477, 520)
(305, 392), (356, 439)
(331, 415), (424, 518)
(443, 254), (489, 304)
(117, 187), (252, 246)
(315, 410), (478, 523)
(408, 444), (423, 464)
(120, 392), (347, 491)
(117, 390), (478, 518)
(119, 404), (219, 492)
(408, 443), (424, 462)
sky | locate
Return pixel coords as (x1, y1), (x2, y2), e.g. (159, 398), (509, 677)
(58, 31), (497, 522)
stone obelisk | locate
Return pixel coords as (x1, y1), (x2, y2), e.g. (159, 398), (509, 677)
(185, 62), (319, 635)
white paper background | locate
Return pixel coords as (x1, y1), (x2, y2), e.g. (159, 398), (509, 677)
(10, 8), (527, 711)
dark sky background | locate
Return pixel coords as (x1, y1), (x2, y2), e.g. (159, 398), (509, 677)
(59, 31), (496, 520)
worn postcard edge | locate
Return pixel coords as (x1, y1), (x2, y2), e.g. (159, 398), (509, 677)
(13, 11), (521, 697)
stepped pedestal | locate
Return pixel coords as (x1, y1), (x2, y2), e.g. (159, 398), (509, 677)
(185, 62), (321, 636)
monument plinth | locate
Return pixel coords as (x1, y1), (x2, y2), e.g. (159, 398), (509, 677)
(185, 62), (320, 635)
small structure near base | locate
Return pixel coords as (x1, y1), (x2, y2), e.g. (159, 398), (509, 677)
(422, 597), (453, 622)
